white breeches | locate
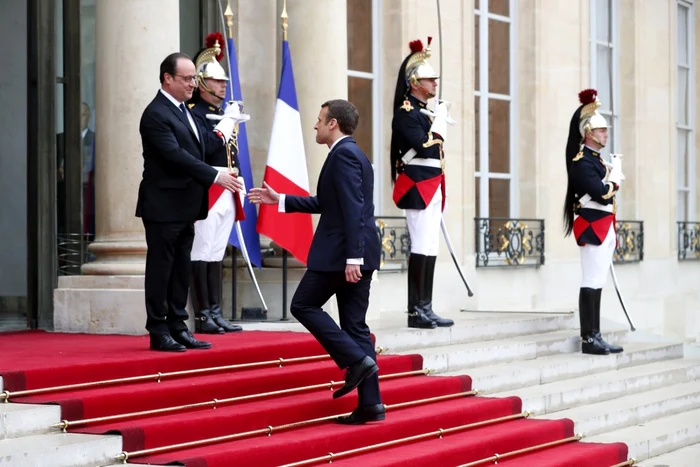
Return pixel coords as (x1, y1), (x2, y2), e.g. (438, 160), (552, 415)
(191, 170), (243, 262)
(580, 223), (616, 289)
(406, 185), (443, 256)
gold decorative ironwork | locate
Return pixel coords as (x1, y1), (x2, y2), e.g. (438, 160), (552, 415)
(279, 412), (528, 467)
(613, 220), (643, 263)
(52, 369), (431, 432)
(678, 221), (700, 260)
(115, 390), (479, 462)
(457, 434), (584, 467)
(476, 218), (545, 268)
(375, 217), (411, 270)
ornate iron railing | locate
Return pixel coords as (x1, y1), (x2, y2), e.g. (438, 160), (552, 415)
(475, 218), (545, 268)
(375, 216), (411, 271)
(678, 221), (700, 260)
(613, 220), (644, 263)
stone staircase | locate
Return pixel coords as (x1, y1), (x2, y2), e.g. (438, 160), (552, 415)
(374, 311), (700, 466)
(1, 311), (699, 466)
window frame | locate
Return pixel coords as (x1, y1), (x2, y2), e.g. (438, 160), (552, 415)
(346, 0), (382, 213)
(473, 0), (519, 219)
(677, 0), (695, 222)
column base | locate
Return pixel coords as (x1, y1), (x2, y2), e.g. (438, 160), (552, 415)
(81, 240), (147, 276)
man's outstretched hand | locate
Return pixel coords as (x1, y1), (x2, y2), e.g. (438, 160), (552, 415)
(248, 182), (280, 205)
(215, 172), (244, 193)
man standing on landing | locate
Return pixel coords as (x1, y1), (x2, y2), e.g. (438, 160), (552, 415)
(390, 38), (454, 329)
(137, 52), (247, 352)
(563, 88), (625, 356)
(248, 99), (384, 425)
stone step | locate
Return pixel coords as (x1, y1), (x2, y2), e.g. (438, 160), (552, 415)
(636, 441), (700, 466)
(0, 432), (122, 467)
(373, 313), (576, 352)
(537, 380), (700, 437)
(439, 341), (684, 393)
(490, 358), (700, 416)
(585, 407), (700, 462)
(0, 403), (61, 440)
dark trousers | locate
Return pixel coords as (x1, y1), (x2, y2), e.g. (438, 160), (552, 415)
(290, 270), (381, 407)
(143, 220), (195, 335)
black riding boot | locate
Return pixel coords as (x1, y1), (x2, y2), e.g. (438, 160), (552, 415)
(407, 254), (436, 329)
(191, 261), (224, 334)
(421, 256), (454, 327)
(593, 288), (623, 353)
(207, 261), (242, 332)
(579, 287), (608, 355)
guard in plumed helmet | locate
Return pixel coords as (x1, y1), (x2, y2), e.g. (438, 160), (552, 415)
(390, 37), (454, 330)
(563, 88), (625, 355)
(187, 32), (247, 334)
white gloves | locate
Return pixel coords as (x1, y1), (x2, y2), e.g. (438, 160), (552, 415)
(420, 100), (456, 142)
(604, 153), (625, 186)
(209, 101), (251, 144)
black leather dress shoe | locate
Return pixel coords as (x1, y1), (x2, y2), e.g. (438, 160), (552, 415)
(171, 330), (212, 349)
(150, 334), (186, 352)
(333, 356), (379, 399)
(336, 404), (386, 425)
(595, 332), (624, 354)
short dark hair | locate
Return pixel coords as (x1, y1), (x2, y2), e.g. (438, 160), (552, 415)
(160, 52), (191, 84)
(321, 99), (359, 135)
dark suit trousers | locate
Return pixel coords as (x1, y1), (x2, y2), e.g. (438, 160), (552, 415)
(143, 220), (194, 335)
(290, 270), (381, 407)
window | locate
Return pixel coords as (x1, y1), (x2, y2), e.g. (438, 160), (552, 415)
(474, 0), (517, 218)
(589, 0), (620, 160)
(347, 0), (382, 210)
(677, 0), (695, 222)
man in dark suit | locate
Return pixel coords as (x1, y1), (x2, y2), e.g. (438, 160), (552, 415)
(136, 52), (245, 352)
(248, 99), (384, 425)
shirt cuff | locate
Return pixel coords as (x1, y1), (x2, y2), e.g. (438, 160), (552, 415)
(213, 171), (220, 184)
(346, 258), (364, 265)
(278, 194), (286, 213)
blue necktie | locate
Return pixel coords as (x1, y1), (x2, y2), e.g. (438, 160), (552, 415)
(179, 103), (186, 113)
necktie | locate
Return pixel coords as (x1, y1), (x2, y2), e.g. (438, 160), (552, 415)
(179, 103), (186, 113)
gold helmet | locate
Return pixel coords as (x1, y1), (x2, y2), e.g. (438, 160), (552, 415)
(404, 37), (439, 86)
(578, 89), (609, 138)
(194, 32), (229, 92)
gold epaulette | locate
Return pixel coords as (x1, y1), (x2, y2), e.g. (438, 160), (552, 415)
(400, 100), (414, 112)
(572, 151), (583, 162)
(187, 102), (195, 109)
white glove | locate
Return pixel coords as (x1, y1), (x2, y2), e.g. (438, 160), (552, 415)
(603, 153), (625, 186)
(214, 117), (236, 144)
(207, 101), (251, 125)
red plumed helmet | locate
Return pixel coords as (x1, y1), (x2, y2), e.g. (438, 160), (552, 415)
(205, 32), (225, 61)
(578, 88), (597, 105)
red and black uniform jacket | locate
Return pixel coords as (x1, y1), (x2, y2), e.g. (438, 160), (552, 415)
(570, 146), (619, 246)
(390, 94), (445, 211)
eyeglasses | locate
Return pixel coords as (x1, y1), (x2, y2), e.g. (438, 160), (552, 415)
(174, 74), (197, 84)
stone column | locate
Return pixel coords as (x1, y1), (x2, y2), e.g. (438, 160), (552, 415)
(53, 0), (180, 334)
(285, 0), (348, 184)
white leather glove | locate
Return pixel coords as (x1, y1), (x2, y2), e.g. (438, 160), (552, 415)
(207, 101), (251, 125)
(604, 153), (625, 186)
(214, 117), (236, 144)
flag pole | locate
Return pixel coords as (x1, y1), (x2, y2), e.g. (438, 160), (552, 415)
(280, 0), (290, 321)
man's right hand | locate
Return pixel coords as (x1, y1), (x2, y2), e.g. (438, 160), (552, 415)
(215, 171), (244, 193)
(248, 182), (280, 205)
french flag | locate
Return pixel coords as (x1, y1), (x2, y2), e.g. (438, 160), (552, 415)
(256, 39), (313, 265)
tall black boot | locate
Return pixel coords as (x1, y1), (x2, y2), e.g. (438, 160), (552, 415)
(191, 261), (224, 334)
(579, 287), (608, 355)
(407, 254), (436, 329)
(593, 288), (623, 353)
(421, 256), (454, 327)
(207, 261), (242, 333)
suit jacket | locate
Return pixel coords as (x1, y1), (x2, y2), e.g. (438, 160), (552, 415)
(285, 137), (381, 272)
(136, 91), (219, 223)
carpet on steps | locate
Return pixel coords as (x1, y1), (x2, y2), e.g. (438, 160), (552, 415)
(0, 330), (629, 466)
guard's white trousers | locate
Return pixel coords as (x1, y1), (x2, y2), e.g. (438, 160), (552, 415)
(580, 222), (616, 289)
(191, 169), (244, 262)
(406, 185), (443, 256)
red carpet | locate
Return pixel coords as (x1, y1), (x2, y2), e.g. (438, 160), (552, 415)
(0, 330), (629, 466)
